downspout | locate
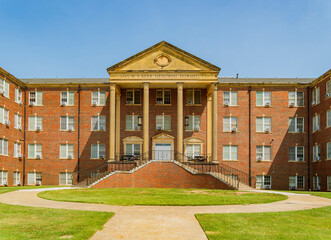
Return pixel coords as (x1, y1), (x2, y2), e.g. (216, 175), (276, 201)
(307, 86), (311, 190)
(22, 86), (27, 186)
(77, 85), (81, 182)
(248, 86), (252, 187)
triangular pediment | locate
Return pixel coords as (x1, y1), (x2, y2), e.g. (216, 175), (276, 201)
(152, 132), (175, 140)
(107, 41), (220, 73)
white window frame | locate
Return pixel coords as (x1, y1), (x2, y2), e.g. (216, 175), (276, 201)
(326, 81), (331, 97)
(327, 109), (331, 128)
(256, 175), (271, 189)
(0, 138), (8, 156)
(289, 176), (305, 190)
(313, 145), (320, 161)
(125, 143), (141, 156)
(91, 143), (106, 159)
(327, 176), (331, 191)
(256, 91), (271, 106)
(0, 171), (8, 185)
(14, 142), (22, 158)
(13, 172), (21, 185)
(61, 91), (75, 106)
(256, 145), (271, 161)
(186, 115), (201, 131)
(223, 91), (238, 106)
(256, 117), (271, 132)
(288, 117), (304, 133)
(313, 176), (321, 190)
(59, 172), (74, 185)
(156, 115), (171, 130)
(185, 144), (202, 159)
(0, 107), (9, 125)
(60, 116), (74, 131)
(312, 87), (320, 105)
(0, 79), (9, 98)
(29, 91), (43, 106)
(27, 172), (42, 185)
(126, 115), (141, 130)
(223, 117), (238, 132)
(15, 88), (22, 104)
(288, 91), (304, 106)
(28, 144), (42, 159)
(223, 145), (238, 161)
(126, 89), (141, 105)
(91, 116), (106, 131)
(156, 89), (171, 105)
(14, 113), (22, 130)
(91, 91), (106, 106)
(60, 144), (74, 159)
(289, 146), (304, 162)
(327, 142), (331, 160)
(186, 89), (201, 105)
(28, 116), (43, 131)
(313, 114), (320, 132)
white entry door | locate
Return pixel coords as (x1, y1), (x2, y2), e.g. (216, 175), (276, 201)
(154, 144), (172, 160)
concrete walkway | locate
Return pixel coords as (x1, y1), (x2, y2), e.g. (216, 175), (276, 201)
(0, 189), (330, 240)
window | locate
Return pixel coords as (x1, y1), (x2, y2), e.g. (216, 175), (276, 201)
(60, 116), (74, 131)
(256, 175), (271, 189)
(13, 172), (21, 185)
(91, 143), (106, 159)
(288, 91), (304, 106)
(186, 89), (201, 105)
(223, 91), (238, 106)
(28, 144), (42, 159)
(27, 172), (42, 185)
(60, 144), (74, 159)
(289, 146), (304, 162)
(125, 144), (140, 156)
(59, 172), (73, 185)
(186, 115), (201, 131)
(126, 89), (141, 105)
(223, 145), (238, 160)
(14, 113), (22, 130)
(126, 115), (141, 130)
(256, 91), (271, 106)
(0, 106), (9, 125)
(223, 117), (238, 132)
(327, 142), (331, 160)
(186, 144), (201, 159)
(0, 171), (8, 185)
(0, 138), (8, 156)
(91, 116), (106, 131)
(327, 81), (331, 97)
(289, 117), (304, 132)
(156, 89), (171, 104)
(61, 91), (74, 106)
(256, 146), (271, 161)
(0, 79), (9, 98)
(156, 115), (171, 130)
(256, 117), (271, 132)
(327, 176), (331, 191)
(28, 116), (43, 131)
(313, 114), (320, 132)
(289, 176), (305, 189)
(313, 176), (321, 190)
(91, 91), (106, 106)
(312, 87), (320, 105)
(327, 110), (331, 128)
(313, 145), (320, 161)
(15, 88), (22, 104)
(14, 142), (22, 158)
(29, 91), (43, 105)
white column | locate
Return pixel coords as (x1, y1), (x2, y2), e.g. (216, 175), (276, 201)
(143, 83), (149, 160)
(177, 83), (183, 161)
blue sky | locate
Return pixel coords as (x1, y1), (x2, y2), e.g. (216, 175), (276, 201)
(0, 0), (330, 78)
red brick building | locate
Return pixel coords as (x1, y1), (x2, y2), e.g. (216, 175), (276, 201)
(0, 41), (330, 190)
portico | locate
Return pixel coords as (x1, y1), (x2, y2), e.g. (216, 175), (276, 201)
(107, 41), (220, 162)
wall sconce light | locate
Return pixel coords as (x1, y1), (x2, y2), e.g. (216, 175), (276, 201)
(185, 116), (189, 126)
(138, 116), (142, 126)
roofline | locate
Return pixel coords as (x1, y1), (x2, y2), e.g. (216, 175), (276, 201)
(0, 67), (25, 87)
(106, 41), (221, 72)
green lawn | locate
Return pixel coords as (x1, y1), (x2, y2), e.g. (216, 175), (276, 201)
(0, 203), (113, 240)
(38, 188), (287, 206)
(196, 206), (331, 240)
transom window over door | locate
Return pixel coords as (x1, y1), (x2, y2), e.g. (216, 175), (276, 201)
(156, 89), (171, 104)
(126, 89), (141, 105)
(186, 89), (201, 105)
(156, 115), (171, 130)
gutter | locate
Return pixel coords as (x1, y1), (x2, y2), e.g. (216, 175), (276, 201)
(248, 86), (252, 187)
(77, 85), (81, 182)
(22, 86), (27, 186)
(307, 86), (311, 190)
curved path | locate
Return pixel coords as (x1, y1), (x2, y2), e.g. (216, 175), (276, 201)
(0, 188), (330, 240)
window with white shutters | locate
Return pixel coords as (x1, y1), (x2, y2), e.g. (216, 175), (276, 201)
(28, 144), (42, 159)
(256, 91), (271, 106)
(14, 113), (22, 130)
(91, 116), (106, 131)
(61, 91), (75, 106)
(223, 91), (238, 106)
(313, 145), (320, 161)
(27, 172), (42, 185)
(91, 91), (106, 106)
(312, 88), (320, 105)
(313, 115), (320, 132)
(256, 146), (271, 161)
(223, 117), (238, 132)
(256, 117), (271, 132)
(28, 116), (43, 131)
(60, 116), (74, 131)
(60, 144), (74, 159)
(0, 138), (8, 156)
(0, 171), (8, 185)
(29, 91), (43, 105)
(288, 91), (304, 106)
(15, 88), (22, 104)
(223, 145), (238, 160)
(14, 142), (22, 158)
